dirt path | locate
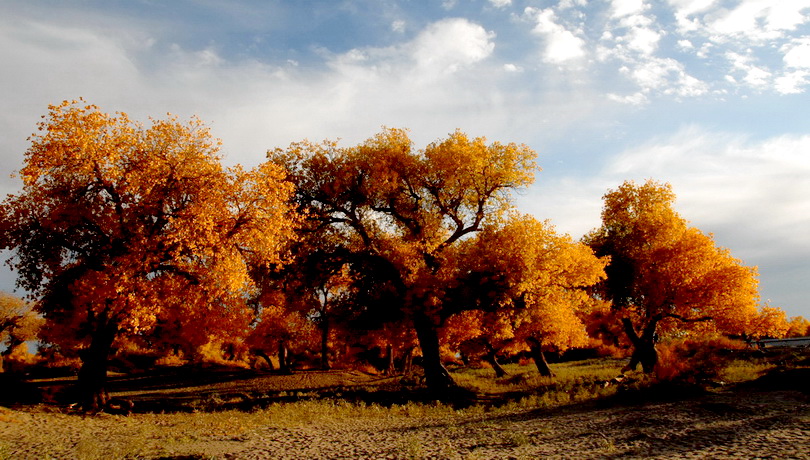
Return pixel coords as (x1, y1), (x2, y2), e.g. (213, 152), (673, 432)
(2, 383), (808, 459)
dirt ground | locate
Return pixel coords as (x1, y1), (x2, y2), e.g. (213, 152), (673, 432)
(226, 380), (810, 459)
(1, 369), (808, 459)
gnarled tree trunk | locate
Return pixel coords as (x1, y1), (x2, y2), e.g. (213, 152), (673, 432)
(77, 320), (117, 412)
(483, 344), (508, 378)
(252, 348), (275, 370)
(413, 313), (455, 393)
(622, 317), (659, 373)
(526, 336), (555, 377)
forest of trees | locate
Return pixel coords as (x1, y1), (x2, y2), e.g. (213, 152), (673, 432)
(1, 101), (808, 411)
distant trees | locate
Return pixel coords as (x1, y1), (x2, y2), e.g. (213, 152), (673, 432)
(0, 292), (42, 372)
(0, 101), (297, 410)
(585, 180), (760, 373)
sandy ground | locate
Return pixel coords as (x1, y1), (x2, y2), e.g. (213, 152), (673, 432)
(1, 380), (808, 459)
(229, 387), (810, 459)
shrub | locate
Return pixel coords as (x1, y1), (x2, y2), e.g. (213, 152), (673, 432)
(655, 335), (746, 383)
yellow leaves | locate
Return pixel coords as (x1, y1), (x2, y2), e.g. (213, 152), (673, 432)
(589, 179), (763, 337)
(2, 100), (298, 350)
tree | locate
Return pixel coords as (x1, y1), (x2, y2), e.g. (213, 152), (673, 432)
(786, 316), (810, 337)
(0, 292), (43, 372)
(585, 180), (760, 373)
(268, 128), (537, 393)
(447, 214), (607, 377)
(0, 101), (296, 410)
(746, 305), (789, 339)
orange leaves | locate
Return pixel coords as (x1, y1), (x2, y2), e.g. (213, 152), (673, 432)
(587, 180), (762, 338)
(1, 100), (297, 352)
(450, 214), (607, 354)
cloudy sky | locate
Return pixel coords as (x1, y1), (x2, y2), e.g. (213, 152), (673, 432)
(1, 0), (809, 317)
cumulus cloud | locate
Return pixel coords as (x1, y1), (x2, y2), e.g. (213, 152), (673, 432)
(610, 0), (648, 19)
(409, 18), (495, 75)
(527, 7), (587, 64)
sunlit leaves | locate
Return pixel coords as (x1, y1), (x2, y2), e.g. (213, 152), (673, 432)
(445, 214), (608, 355)
(0, 100), (297, 353)
(586, 179), (761, 340)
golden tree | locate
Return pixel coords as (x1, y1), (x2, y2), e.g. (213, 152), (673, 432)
(446, 214), (607, 376)
(0, 291), (43, 372)
(0, 101), (297, 410)
(268, 128), (537, 392)
(786, 316), (810, 337)
(585, 180), (760, 373)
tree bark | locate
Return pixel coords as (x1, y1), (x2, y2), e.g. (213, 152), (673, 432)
(320, 317), (330, 370)
(278, 340), (291, 374)
(384, 344), (395, 376)
(481, 342), (508, 377)
(401, 346), (414, 374)
(77, 322), (117, 412)
(483, 349), (508, 378)
(413, 313), (455, 393)
(622, 317), (659, 373)
(526, 337), (555, 377)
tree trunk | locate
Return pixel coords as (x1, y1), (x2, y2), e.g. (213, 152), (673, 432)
(252, 349), (275, 370)
(526, 337), (554, 377)
(622, 317), (659, 373)
(320, 317), (331, 370)
(483, 349), (508, 378)
(384, 344), (395, 376)
(278, 340), (291, 374)
(413, 313), (455, 393)
(77, 323), (117, 412)
(401, 346), (414, 374)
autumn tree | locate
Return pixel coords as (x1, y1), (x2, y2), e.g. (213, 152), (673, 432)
(0, 101), (296, 410)
(746, 305), (789, 339)
(786, 316), (810, 337)
(446, 215), (607, 377)
(0, 291), (43, 372)
(585, 180), (760, 373)
(268, 128), (537, 393)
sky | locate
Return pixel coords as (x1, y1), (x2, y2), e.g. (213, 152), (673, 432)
(0, 0), (809, 318)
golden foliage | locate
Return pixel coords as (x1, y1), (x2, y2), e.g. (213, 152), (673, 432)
(586, 180), (761, 337)
(0, 100), (298, 352)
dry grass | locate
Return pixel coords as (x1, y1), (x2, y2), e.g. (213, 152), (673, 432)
(1, 351), (806, 459)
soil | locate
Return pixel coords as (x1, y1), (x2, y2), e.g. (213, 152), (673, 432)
(1, 368), (808, 459)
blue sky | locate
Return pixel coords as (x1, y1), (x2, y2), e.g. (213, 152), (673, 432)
(1, 0), (809, 317)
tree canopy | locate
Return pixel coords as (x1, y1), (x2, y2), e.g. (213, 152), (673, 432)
(268, 128), (538, 391)
(0, 101), (297, 408)
(585, 180), (760, 372)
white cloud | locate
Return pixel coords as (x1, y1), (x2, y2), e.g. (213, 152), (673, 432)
(391, 20), (406, 33)
(610, 0), (648, 18)
(775, 71), (810, 94)
(783, 38), (810, 69)
(528, 8), (587, 64)
(690, 0), (810, 42)
(410, 18), (495, 75)
(616, 57), (708, 98)
(726, 51), (772, 89)
(604, 127), (810, 256)
(489, 0), (512, 8)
